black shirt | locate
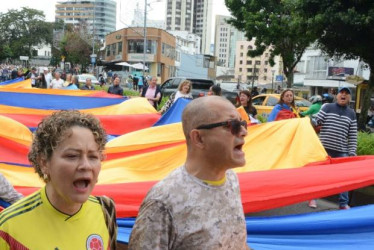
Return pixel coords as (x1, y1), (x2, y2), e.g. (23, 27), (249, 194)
(108, 85), (124, 96)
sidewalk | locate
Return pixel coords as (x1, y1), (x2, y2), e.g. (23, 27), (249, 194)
(246, 198), (338, 217)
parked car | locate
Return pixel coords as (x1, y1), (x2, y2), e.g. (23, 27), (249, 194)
(77, 74), (99, 86)
(161, 77), (213, 98)
(252, 94), (311, 119)
(160, 77), (238, 104)
(219, 82), (248, 93)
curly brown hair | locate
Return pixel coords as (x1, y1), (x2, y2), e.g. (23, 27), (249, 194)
(28, 110), (107, 182)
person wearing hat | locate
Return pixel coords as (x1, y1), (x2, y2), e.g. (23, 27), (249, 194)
(310, 87), (357, 209)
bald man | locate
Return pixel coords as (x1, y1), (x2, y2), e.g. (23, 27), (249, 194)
(129, 96), (249, 249)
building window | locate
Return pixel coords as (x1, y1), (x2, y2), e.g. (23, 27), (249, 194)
(162, 43), (176, 59)
(106, 46), (110, 56)
(247, 60), (252, 65)
(255, 60), (261, 65)
(240, 45), (243, 49)
(248, 45), (253, 50)
(239, 68), (242, 72)
(117, 42), (122, 54)
(128, 40), (157, 54)
(265, 61), (269, 65)
(264, 68), (268, 73)
(263, 76), (267, 80)
(111, 43), (116, 56)
(239, 60), (242, 64)
(240, 52), (243, 57)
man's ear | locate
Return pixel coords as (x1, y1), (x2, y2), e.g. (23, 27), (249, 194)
(189, 129), (205, 149)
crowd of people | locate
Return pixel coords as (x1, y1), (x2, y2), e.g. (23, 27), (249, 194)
(0, 67), (360, 248)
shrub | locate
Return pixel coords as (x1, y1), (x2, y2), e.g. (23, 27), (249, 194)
(157, 96), (169, 111)
(124, 89), (140, 97)
(357, 132), (374, 155)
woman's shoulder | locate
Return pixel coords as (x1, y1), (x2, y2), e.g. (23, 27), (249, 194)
(273, 104), (283, 110)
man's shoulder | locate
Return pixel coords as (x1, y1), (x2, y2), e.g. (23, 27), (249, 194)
(148, 167), (184, 196)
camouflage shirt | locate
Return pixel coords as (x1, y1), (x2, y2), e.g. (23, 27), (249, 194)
(129, 166), (248, 250)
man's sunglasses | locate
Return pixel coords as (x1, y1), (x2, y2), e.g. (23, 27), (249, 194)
(196, 119), (247, 136)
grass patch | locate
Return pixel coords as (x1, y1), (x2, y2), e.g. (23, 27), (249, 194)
(157, 96), (169, 111)
(124, 89), (140, 96)
(357, 132), (374, 155)
(92, 85), (139, 97)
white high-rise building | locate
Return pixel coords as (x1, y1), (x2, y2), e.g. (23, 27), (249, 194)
(166, 0), (212, 55)
(214, 15), (245, 69)
(193, 0), (212, 55)
(165, 0), (194, 32)
(55, 0), (116, 40)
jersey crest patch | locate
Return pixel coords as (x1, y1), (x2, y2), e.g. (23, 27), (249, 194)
(86, 234), (104, 250)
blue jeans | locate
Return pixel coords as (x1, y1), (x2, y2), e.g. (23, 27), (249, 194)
(325, 149), (349, 207)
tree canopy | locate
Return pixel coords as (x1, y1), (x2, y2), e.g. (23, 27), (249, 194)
(0, 7), (53, 60)
(295, 0), (374, 129)
(225, 0), (318, 87)
(52, 21), (97, 69)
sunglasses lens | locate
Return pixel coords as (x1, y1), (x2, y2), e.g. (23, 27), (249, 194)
(230, 120), (246, 135)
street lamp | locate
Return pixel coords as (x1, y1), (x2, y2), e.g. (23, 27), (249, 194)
(91, 0), (97, 75)
(143, 0), (162, 77)
(271, 69), (275, 93)
(143, 0), (147, 77)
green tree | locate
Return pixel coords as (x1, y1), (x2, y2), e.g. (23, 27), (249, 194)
(53, 21), (96, 70)
(225, 0), (318, 87)
(295, 0), (374, 130)
(0, 7), (53, 60)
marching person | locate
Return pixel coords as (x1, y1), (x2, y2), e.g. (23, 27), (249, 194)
(141, 76), (162, 109)
(0, 111), (117, 249)
(310, 87), (357, 209)
(129, 96), (249, 249)
(107, 76), (124, 96)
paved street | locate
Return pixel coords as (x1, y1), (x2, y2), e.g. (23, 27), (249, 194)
(247, 198), (338, 217)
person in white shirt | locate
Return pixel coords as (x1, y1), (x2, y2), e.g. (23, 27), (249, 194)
(50, 72), (64, 89)
(30, 67), (41, 87)
(43, 68), (52, 88)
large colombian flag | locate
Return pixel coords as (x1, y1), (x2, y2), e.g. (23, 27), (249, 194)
(0, 80), (161, 137)
(1, 86), (374, 249)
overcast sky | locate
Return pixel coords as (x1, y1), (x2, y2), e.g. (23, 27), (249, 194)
(0, 0), (231, 32)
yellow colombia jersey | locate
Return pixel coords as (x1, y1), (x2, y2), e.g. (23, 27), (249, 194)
(0, 187), (109, 250)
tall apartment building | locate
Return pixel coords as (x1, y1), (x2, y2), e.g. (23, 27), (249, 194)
(193, 0), (212, 55)
(165, 0), (194, 32)
(235, 40), (280, 85)
(55, 0), (116, 41)
(166, 0), (212, 55)
(214, 15), (245, 69)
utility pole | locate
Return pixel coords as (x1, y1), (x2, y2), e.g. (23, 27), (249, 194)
(90, 0), (97, 76)
(143, 0), (147, 77)
(271, 69), (275, 93)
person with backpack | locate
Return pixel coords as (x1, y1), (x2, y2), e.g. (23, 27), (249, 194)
(141, 76), (162, 109)
(267, 89), (300, 122)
